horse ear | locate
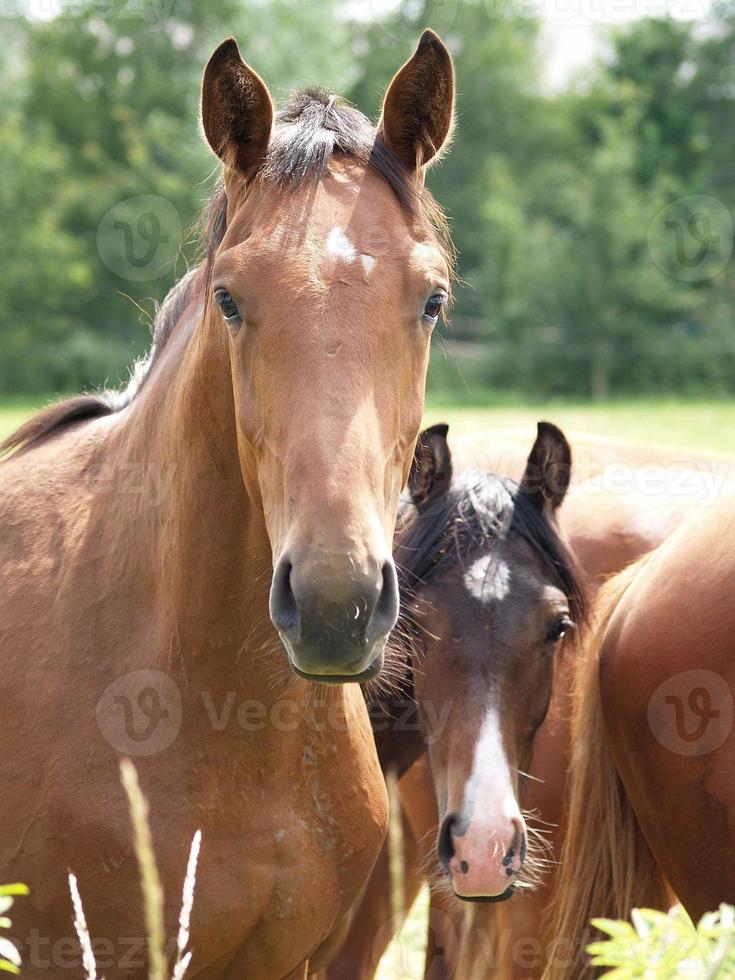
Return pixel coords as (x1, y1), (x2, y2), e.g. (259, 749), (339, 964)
(519, 422), (572, 516)
(201, 38), (273, 175)
(379, 30), (455, 173)
(409, 424), (453, 511)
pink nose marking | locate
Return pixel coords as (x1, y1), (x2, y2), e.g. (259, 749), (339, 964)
(448, 819), (526, 898)
(450, 839), (522, 877)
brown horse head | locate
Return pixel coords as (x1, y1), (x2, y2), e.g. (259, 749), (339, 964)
(199, 34), (455, 682)
(394, 423), (586, 899)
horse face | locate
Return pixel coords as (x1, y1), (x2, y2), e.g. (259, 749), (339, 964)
(404, 422), (577, 899)
(416, 542), (573, 900)
(201, 36), (454, 682)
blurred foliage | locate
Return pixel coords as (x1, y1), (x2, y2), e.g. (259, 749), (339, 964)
(589, 904), (735, 977)
(0, 0), (733, 398)
(0, 883), (29, 974)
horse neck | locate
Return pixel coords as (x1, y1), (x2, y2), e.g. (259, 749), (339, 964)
(108, 286), (278, 696)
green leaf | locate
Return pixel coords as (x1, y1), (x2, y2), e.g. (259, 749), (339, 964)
(0, 940), (20, 968)
(591, 918), (638, 942)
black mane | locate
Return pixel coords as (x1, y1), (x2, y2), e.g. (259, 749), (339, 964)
(395, 469), (588, 629)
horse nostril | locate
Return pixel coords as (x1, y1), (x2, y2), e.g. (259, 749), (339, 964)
(511, 817), (527, 866)
(269, 557), (299, 639)
(437, 812), (458, 870)
(367, 559), (399, 643)
(501, 819), (527, 877)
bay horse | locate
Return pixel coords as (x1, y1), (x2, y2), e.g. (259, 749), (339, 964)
(320, 421), (589, 978)
(545, 492), (735, 978)
(322, 429), (735, 979)
(0, 32), (455, 979)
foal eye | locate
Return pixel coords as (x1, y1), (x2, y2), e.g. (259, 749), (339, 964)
(547, 615), (575, 644)
(422, 292), (447, 322)
(214, 289), (242, 323)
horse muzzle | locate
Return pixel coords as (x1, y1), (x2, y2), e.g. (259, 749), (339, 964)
(269, 552), (399, 683)
(438, 808), (527, 901)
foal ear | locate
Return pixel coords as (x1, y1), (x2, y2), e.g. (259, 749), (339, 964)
(519, 422), (572, 516)
(201, 38), (273, 175)
(379, 30), (455, 173)
(409, 424), (453, 511)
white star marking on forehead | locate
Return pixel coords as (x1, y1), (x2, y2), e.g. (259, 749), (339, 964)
(326, 226), (356, 262)
(464, 554), (512, 603)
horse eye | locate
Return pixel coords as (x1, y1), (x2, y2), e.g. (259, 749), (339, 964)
(214, 289), (242, 323)
(547, 615), (575, 644)
(422, 292), (446, 322)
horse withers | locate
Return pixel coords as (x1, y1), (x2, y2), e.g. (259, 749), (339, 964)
(0, 32), (455, 979)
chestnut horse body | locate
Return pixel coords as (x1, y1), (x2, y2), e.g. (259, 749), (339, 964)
(0, 33), (456, 979)
(547, 492), (735, 978)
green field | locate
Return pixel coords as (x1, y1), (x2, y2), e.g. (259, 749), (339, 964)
(0, 404), (40, 444)
(423, 397), (735, 455)
(3, 397), (735, 455)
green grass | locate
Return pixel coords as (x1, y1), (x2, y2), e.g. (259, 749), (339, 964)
(0, 404), (40, 444)
(376, 887), (430, 980)
(3, 397), (735, 454)
(423, 396), (735, 455)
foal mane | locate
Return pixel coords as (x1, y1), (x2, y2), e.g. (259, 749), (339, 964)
(395, 470), (588, 630)
(2, 90), (454, 460)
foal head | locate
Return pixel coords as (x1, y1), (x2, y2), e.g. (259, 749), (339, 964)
(396, 423), (586, 899)
(200, 34), (455, 681)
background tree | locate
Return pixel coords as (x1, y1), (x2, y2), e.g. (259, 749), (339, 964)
(0, 0), (733, 399)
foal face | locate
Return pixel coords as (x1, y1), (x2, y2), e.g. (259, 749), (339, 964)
(201, 35), (454, 681)
(417, 535), (573, 900)
(405, 424), (578, 899)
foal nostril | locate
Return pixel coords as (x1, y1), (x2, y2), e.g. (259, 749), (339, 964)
(366, 560), (399, 643)
(269, 557), (299, 640)
(501, 819), (527, 877)
(511, 817), (526, 865)
(518, 827), (527, 866)
(438, 812), (459, 870)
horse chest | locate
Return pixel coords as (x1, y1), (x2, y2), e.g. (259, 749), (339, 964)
(174, 733), (387, 978)
(0, 492), (388, 976)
